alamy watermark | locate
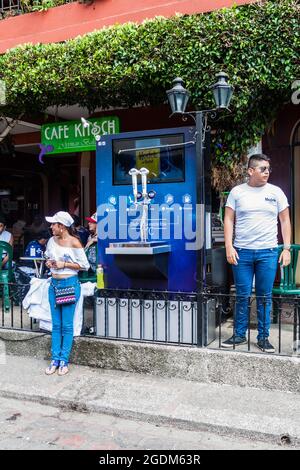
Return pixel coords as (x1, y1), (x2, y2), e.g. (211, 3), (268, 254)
(0, 79), (6, 106)
(97, 196), (205, 250)
(291, 80), (300, 105)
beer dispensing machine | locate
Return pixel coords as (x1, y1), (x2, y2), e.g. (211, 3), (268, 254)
(95, 126), (229, 344)
(96, 126), (228, 293)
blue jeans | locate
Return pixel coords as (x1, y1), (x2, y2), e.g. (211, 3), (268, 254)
(232, 248), (279, 340)
(48, 275), (81, 363)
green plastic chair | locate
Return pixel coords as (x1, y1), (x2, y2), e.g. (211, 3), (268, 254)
(79, 270), (97, 284)
(0, 241), (14, 312)
(272, 244), (300, 323)
(79, 243), (97, 284)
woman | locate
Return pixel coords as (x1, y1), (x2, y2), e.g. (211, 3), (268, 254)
(70, 214), (89, 247)
(44, 211), (89, 376)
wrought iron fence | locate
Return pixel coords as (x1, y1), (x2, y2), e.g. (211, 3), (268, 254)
(93, 289), (200, 345)
(1, 282), (299, 356)
(0, 282), (37, 331)
(0, 281), (94, 334)
(0, 0), (21, 14)
(91, 289), (300, 356)
(207, 292), (300, 355)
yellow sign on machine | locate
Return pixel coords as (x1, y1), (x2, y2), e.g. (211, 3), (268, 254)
(136, 148), (160, 179)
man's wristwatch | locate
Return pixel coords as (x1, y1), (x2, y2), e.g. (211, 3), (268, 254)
(283, 244), (291, 251)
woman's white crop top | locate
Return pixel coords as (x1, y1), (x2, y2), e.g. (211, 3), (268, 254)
(45, 237), (90, 275)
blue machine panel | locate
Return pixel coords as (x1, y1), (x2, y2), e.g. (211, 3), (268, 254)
(96, 127), (199, 292)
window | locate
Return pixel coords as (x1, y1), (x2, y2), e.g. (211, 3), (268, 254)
(113, 134), (185, 185)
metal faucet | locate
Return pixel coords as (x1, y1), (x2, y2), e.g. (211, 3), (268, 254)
(128, 168), (140, 204)
(129, 167), (155, 243)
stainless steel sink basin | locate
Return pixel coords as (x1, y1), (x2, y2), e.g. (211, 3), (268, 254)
(105, 242), (171, 255)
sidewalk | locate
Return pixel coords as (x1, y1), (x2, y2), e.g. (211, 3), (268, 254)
(1, 356), (299, 447)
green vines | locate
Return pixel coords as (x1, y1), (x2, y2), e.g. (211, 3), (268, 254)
(0, 0), (299, 178)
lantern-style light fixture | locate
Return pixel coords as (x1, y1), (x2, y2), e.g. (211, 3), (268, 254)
(167, 72), (233, 114)
(211, 71), (233, 109)
(166, 77), (190, 114)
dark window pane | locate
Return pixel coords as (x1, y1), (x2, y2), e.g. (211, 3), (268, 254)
(113, 134), (185, 185)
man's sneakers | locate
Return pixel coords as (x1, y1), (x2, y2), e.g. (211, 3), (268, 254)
(221, 335), (275, 353)
(45, 360), (59, 375)
(256, 338), (275, 353)
(45, 360), (69, 375)
(221, 335), (247, 348)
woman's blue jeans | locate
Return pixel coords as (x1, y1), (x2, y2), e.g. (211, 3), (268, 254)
(48, 275), (81, 363)
(232, 248), (279, 340)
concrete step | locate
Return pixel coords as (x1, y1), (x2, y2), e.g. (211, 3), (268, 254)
(1, 329), (299, 393)
(0, 355), (299, 447)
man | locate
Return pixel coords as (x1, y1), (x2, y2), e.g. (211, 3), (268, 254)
(0, 216), (13, 269)
(24, 230), (49, 258)
(24, 215), (49, 247)
(16, 231), (49, 284)
(222, 154), (291, 353)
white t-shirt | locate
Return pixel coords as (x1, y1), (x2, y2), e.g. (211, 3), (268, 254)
(0, 230), (12, 258)
(225, 183), (289, 249)
(45, 237), (90, 275)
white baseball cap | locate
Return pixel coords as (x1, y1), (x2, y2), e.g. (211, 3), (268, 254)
(45, 211), (74, 227)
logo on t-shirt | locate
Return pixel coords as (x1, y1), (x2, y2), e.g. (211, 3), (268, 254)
(265, 197), (276, 203)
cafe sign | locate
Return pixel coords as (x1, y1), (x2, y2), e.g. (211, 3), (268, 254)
(41, 116), (120, 154)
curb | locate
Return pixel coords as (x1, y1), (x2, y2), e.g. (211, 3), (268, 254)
(0, 329), (299, 393)
(0, 388), (298, 448)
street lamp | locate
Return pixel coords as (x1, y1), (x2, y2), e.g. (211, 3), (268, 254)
(166, 72), (233, 114)
(211, 72), (234, 110)
(166, 72), (233, 346)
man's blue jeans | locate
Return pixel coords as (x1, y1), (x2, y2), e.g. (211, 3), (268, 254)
(48, 275), (81, 363)
(232, 248), (279, 340)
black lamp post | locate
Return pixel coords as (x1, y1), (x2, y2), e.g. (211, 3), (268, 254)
(167, 72), (233, 114)
(166, 72), (233, 346)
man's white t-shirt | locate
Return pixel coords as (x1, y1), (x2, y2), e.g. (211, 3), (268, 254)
(225, 183), (289, 249)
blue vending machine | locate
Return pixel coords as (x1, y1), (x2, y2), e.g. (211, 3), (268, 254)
(96, 126), (209, 293)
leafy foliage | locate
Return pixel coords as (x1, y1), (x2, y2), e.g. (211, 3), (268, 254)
(0, 0), (299, 188)
(20, 0), (72, 13)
